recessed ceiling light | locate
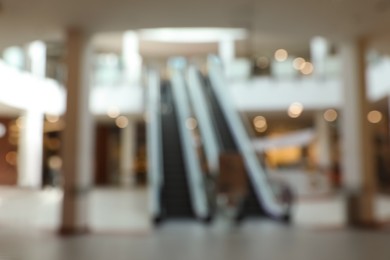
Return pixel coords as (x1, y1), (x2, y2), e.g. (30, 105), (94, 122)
(138, 28), (247, 43)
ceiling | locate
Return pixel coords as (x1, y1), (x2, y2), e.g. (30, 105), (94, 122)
(1, 0), (390, 53)
(92, 31), (251, 58)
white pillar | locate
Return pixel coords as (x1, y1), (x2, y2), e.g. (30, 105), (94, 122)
(123, 31), (142, 85)
(339, 38), (376, 226)
(60, 28), (94, 234)
(218, 36), (235, 76)
(17, 41), (47, 188)
(120, 118), (136, 187)
(17, 111), (44, 188)
(27, 41), (47, 78)
(310, 36), (330, 78)
(315, 111), (332, 171)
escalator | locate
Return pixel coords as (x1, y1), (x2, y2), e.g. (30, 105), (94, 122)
(201, 76), (236, 152)
(201, 76), (265, 219)
(147, 66), (209, 223)
(188, 58), (292, 222)
(159, 82), (195, 218)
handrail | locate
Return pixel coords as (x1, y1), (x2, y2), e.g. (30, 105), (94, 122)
(187, 66), (220, 175)
(170, 66), (209, 219)
(146, 69), (163, 219)
(207, 56), (289, 219)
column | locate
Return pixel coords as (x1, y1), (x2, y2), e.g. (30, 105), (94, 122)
(119, 117), (137, 187)
(339, 38), (376, 226)
(60, 28), (94, 234)
(315, 111), (332, 172)
(122, 31), (142, 86)
(17, 41), (47, 188)
(27, 41), (47, 78)
(218, 36), (235, 76)
(17, 111), (44, 188)
(310, 36), (330, 78)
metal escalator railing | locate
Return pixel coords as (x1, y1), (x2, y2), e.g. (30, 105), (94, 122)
(207, 56), (290, 220)
(146, 70), (163, 220)
(201, 74), (237, 152)
(170, 66), (210, 219)
(190, 66), (264, 218)
(187, 66), (221, 176)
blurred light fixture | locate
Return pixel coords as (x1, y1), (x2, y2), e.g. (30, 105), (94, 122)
(48, 156), (62, 170)
(139, 28), (247, 43)
(323, 109), (338, 122)
(288, 102), (304, 118)
(116, 116), (129, 128)
(301, 62), (314, 75)
(367, 110), (382, 123)
(186, 117), (198, 130)
(107, 106), (120, 118)
(5, 151), (17, 166)
(293, 57), (306, 70)
(274, 49), (288, 62)
(46, 114), (60, 123)
(253, 116), (268, 132)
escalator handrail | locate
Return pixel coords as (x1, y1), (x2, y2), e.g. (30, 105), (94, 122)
(170, 67), (209, 219)
(146, 69), (163, 219)
(187, 66), (221, 175)
(207, 56), (289, 218)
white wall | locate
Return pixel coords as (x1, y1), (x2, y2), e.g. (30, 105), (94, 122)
(0, 60), (65, 115)
(230, 77), (342, 111)
(90, 85), (144, 116)
(367, 57), (390, 101)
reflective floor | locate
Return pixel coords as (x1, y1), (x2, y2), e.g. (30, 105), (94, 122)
(0, 186), (151, 232)
(0, 171), (390, 231)
(1, 220), (390, 260)
(0, 170), (390, 259)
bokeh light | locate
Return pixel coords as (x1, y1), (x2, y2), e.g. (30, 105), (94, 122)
(46, 114), (60, 123)
(48, 155), (62, 170)
(301, 62), (314, 75)
(288, 102), (304, 118)
(116, 116), (129, 128)
(107, 106), (121, 118)
(274, 49), (288, 62)
(324, 109), (338, 122)
(293, 57), (306, 70)
(186, 117), (198, 130)
(367, 110), (382, 124)
(253, 116), (268, 132)
(5, 151), (17, 166)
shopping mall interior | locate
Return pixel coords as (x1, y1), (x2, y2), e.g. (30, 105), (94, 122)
(1, 0), (390, 259)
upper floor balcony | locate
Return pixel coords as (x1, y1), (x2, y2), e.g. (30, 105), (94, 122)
(1, 37), (389, 120)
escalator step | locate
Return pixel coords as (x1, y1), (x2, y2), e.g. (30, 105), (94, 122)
(160, 83), (195, 219)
